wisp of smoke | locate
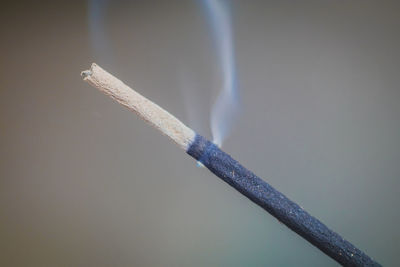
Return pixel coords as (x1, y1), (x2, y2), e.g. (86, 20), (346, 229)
(88, 0), (238, 147)
(202, 0), (239, 147)
(88, 0), (113, 65)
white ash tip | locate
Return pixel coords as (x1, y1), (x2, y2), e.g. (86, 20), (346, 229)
(80, 62), (196, 150)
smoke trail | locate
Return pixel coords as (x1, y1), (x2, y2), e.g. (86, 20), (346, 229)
(202, 0), (239, 147)
(88, 0), (113, 65)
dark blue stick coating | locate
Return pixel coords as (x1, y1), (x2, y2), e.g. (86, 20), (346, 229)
(187, 134), (380, 266)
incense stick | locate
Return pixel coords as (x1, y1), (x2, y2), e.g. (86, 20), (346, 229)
(81, 63), (380, 266)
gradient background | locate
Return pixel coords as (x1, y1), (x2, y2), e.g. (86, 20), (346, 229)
(1, 1), (399, 266)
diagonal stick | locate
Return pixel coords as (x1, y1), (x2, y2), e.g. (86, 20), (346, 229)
(81, 63), (380, 266)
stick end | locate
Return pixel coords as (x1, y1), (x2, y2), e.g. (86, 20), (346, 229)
(81, 63), (100, 80)
(81, 70), (92, 79)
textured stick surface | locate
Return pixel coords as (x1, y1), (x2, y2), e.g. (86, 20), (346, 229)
(81, 63), (195, 150)
(187, 134), (380, 267)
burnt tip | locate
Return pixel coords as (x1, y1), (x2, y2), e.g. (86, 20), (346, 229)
(81, 70), (92, 78)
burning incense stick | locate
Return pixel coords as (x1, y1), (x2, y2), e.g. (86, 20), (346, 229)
(81, 63), (380, 266)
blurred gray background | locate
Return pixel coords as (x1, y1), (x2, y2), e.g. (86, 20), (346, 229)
(1, 1), (399, 266)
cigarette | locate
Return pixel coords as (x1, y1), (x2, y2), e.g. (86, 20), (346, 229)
(81, 63), (380, 266)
